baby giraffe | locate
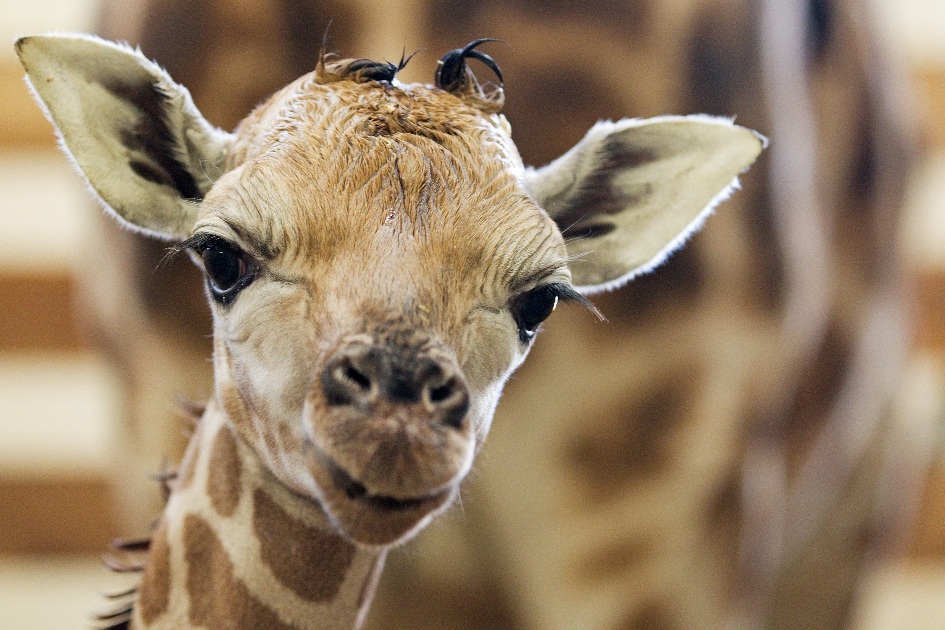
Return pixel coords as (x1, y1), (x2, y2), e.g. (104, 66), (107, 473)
(17, 35), (763, 629)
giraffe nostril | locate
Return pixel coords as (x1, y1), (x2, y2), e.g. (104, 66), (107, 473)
(322, 343), (469, 427)
(428, 381), (456, 404)
(342, 364), (372, 391)
(323, 354), (377, 407)
(426, 376), (469, 430)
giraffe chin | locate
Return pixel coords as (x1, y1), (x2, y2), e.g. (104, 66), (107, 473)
(306, 446), (458, 547)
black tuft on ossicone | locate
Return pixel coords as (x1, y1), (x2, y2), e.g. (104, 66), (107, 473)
(316, 48), (418, 85)
(346, 59), (399, 82)
(435, 39), (503, 93)
(346, 49), (417, 83)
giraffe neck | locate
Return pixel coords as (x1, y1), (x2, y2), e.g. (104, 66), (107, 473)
(131, 400), (386, 630)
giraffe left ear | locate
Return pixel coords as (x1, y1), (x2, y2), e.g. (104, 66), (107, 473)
(16, 34), (233, 240)
(525, 115), (766, 293)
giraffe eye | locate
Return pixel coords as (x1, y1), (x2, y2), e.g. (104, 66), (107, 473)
(511, 285), (559, 343)
(198, 238), (254, 303)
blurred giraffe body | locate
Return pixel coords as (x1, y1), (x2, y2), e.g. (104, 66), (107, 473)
(83, 0), (920, 628)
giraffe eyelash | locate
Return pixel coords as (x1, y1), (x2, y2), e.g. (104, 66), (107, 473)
(543, 283), (603, 320)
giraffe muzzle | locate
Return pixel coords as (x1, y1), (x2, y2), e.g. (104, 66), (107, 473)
(321, 342), (470, 430)
(302, 338), (476, 545)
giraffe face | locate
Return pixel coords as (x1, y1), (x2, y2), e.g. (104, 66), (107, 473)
(18, 33), (764, 548)
(189, 79), (571, 544)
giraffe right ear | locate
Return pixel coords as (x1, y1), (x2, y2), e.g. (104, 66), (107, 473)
(15, 34), (233, 240)
(525, 116), (765, 293)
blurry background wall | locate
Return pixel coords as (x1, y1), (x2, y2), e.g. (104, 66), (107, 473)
(0, 1), (944, 628)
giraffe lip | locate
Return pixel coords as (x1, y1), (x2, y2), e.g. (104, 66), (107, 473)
(302, 435), (459, 544)
(326, 458), (451, 513)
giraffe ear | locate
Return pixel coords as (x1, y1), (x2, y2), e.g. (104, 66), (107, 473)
(525, 116), (766, 293)
(15, 34), (233, 240)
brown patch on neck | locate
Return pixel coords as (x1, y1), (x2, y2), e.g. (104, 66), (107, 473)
(253, 488), (357, 602)
(183, 514), (300, 630)
(137, 519), (172, 625)
(207, 424), (243, 518)
(219, 381), (253, 428)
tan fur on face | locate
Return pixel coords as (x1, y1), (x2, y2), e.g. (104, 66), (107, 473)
(193, 75), (569, 544)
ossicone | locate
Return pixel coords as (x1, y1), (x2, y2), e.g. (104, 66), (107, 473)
(434, 39), (505, 113)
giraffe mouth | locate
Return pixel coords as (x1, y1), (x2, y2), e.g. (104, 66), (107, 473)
(326, 457), (453, 513)
(301, 420), (462, 545)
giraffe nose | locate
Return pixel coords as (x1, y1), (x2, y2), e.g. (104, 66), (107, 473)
(321, 343), (470, 429)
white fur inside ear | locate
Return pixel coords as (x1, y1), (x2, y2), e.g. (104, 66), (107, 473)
(525, 115), (767, 293)
(15, 33), (233, 240)
(577, 175), (742, 295)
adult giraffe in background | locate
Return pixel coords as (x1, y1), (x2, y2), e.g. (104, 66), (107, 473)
(86, 0), (920, 628)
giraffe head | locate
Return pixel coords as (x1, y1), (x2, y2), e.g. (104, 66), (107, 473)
(17, 34), (764, 546)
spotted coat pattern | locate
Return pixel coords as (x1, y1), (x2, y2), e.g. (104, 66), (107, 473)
(134, 408), (381, 629)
